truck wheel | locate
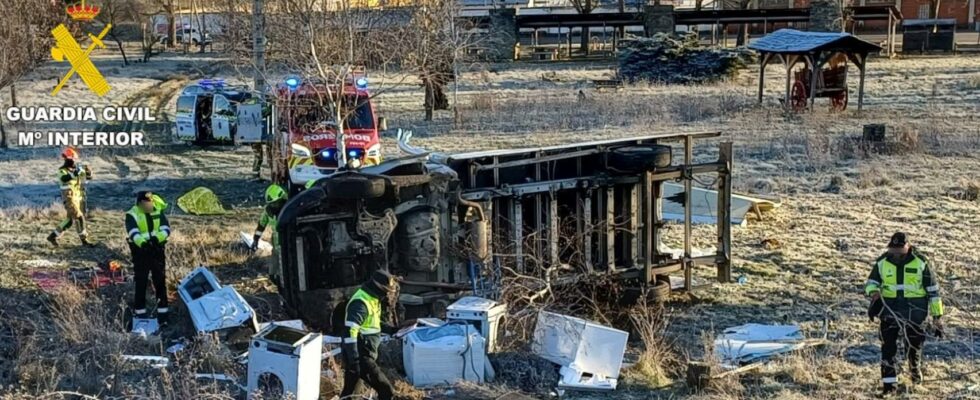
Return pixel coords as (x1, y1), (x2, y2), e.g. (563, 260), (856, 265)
(608, 144), (672, 173)
(325, 174), (386, 199)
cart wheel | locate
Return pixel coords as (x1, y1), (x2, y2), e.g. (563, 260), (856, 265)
(791, 81), (808, 112)
(830, 90), (848, 112)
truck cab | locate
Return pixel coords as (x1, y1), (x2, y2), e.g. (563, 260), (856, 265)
(271, 76), (386, 189)
(174, 79), (266, 145)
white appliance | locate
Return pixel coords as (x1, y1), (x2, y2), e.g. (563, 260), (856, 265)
(247, 324), (322, 400)
(178, 266), (257, 333)
(532, 311), (629, 391)
(446, 296), (506, 353)
(403, 323), (486, 387)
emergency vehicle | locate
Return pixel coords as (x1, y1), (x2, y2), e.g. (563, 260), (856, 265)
(174, 79), (266, 145)
(270, 74), (387, 189)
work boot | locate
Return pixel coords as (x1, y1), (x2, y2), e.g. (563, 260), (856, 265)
(881, 383), (897, 396)
(911, 370), (922, 385)
(47, 232), (59, 246)
(80, 236), (95, 247)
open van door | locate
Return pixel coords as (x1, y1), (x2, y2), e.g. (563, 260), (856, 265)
(175, 95), (198, 142)
(234, 103), (265, 144)
(211, 95), (233, 141)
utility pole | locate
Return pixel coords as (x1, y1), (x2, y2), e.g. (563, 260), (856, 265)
(252, 0), (266, 94)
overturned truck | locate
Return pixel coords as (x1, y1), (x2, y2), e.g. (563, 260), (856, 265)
(276, 132), (734, 328)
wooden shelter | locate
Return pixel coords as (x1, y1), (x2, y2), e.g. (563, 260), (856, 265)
(749, 29), (882, 112)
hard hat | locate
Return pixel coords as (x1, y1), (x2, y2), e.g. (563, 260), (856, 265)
(61, 147), (79, 160)
(265, 184), (287, 204)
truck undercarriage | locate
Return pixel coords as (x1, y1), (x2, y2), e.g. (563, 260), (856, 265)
(275, 131), (734, 329)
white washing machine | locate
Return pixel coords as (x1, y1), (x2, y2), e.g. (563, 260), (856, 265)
(247, 324), (322, 400)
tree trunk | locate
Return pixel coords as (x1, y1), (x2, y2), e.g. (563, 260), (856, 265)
(580, 26), (590, 55)
(736, 24), (748, 46)
(167, 14), (177, 48)
(115, 37), (129, 65)
(424, 79), (435, 121)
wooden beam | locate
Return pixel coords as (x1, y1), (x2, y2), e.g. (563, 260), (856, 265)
(758, 53), (770, 104)
(857, 52), (867, 112)
(808, 53), (818, 111)
(717, 142), (733, 283)
(683, 135), (693, 292)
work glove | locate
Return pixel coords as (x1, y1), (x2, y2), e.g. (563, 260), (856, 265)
(933, 318), (944, 339)
(82, 164), (92, 178)
(133, 233), (150, 247)
(867, 296), (883, 322)
(153, 230), (167, 243)
(251, 234), (261, 252)
(341, 341), (360, 376)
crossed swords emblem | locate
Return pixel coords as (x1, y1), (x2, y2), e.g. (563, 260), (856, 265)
(50, 23), (113, 97)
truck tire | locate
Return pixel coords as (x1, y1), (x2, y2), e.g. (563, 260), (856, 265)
(325, 175), (386, 199)
(608, 145), (672, 173)
(396, 210), (441, 272)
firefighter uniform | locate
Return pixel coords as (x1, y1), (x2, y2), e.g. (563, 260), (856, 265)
(341, 270), (397, 400)
(251, 143), (265, 179)
(252, 184), (287, 280)
(126, 191), (171, 324)
(865, 232), (944, 393)
(48, 147), (93, 246)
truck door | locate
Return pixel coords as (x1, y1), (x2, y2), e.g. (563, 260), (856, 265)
(175, 95), (198, 141)
(234, 103), (265, 144)
(211, 94), (233, 141)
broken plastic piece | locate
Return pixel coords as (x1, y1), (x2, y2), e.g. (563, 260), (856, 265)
(132, 317), (159, 336)
(258, 320), (305, 331)
(240, 231), (272, 253)
(714, 324), (805, 365)
(532, 311), (628, 391)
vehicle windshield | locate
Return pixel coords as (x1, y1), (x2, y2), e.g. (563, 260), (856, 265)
(342, 95), (374, 130)
(176, 96), (195, 115)
(291, 100), (330, 132)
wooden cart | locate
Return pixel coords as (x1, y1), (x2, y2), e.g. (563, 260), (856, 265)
(790, 64), (848, 112)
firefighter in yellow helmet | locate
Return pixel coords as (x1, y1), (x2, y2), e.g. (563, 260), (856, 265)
(48, 147), (93, 247)
(865, 232), (945, 394)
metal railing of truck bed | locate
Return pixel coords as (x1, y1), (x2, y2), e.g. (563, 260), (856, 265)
(399, 131), (734, 291)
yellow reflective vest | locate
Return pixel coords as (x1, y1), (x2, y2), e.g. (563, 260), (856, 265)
(346, 288), (382, 339)
(865, 250), (944, 317)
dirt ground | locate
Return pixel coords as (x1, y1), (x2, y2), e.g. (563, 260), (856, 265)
(0, 51), (978, 399)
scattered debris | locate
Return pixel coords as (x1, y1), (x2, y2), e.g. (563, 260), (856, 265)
(686, 361), (762, 391)
(618, 33), (751, 84)
(834, 238), (850, 252)
(662, 183), (780, 226)
(132, 318), (160, 337)
(240, 231), (273, 254)
(532, 311), (628, 391)
(404, 323), (487, 386)
(258, 319), (306, 331)
(195, 373), (247, 391)
(177, 186), (231, 215)
(178, 267), (258, 333)
(714, 324), (825, 366)
(736, 275), (748, 285)
(121, 355), (169, 369)
(446, 296), (506, 353)
(29, 263), (129, 294)
(247, 324), (322, 400)
(19, 258), (64, 268)
(166, 343), (185, 354)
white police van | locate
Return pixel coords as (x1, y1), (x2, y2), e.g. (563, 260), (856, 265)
(174, 79), (266, 145)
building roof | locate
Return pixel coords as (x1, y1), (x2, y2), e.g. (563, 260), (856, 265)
(748, 29), (882, 54)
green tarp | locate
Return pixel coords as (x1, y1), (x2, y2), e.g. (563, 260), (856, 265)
(177, 187), (230, 215)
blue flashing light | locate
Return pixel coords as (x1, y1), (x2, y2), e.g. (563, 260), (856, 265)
(285, 77), (301, 90)
(198, 78), (225, 89)
(348, 150), (359, 157)
(354, 77), (368, 90)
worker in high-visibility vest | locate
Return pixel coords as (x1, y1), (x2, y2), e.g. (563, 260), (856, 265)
(48, 147), (93, 247)
(865, 232), (945, 394)
(126, 191), (172, 325)
(341, 270), (399, 400)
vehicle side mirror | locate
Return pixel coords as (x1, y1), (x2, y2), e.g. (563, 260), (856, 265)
(377, 117), (388, 132)
(291, 143), (312, 158)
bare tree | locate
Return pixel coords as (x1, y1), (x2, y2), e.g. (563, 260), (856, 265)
(152, 0), (177, 47)
(569, 0), (598, 55)
(0, 1), (62, 148)
(96, 0), (142, 65)
(404, 0), (478, 122)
